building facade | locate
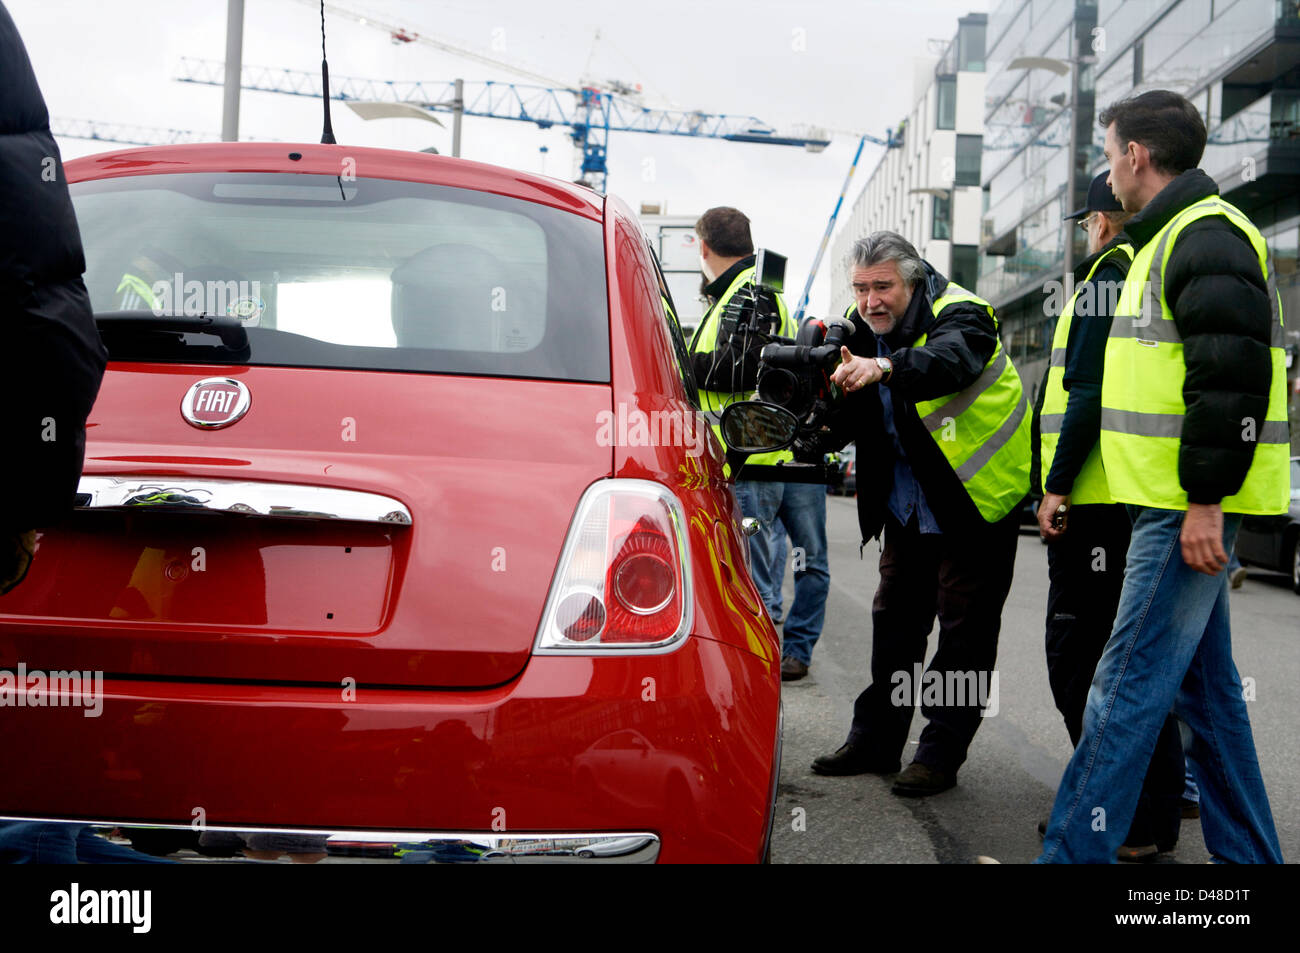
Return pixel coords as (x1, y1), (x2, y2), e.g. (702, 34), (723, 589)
(980, 0), (1300, 440)
(830, 14), (988, 319)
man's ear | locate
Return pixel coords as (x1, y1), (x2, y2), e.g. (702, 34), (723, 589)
(1127, 139), (1148, 174)
(698, 239), (712, 260)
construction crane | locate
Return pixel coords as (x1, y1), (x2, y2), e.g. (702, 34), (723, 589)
(50, 118), (216, 146)
(175, 57), (836, 192)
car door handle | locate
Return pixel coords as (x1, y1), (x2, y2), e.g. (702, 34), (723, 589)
(75, 476), (412, 525)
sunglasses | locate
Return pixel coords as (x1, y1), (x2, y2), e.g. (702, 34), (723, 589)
(1077, 213), (1097, 232)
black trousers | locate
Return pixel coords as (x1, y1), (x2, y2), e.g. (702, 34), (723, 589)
(850, 507), (1020, 774)
(1045, 502), (1184, 848)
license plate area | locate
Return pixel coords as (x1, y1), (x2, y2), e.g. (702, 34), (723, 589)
(3, 510), (396, 631)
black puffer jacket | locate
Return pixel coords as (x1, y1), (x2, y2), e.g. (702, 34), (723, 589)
(824, 261), (1021, 543)
(1119, 169), (1274, 504)
(0, 1), (106, 532)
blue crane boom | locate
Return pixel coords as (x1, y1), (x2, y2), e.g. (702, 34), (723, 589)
(175, 57), (832, 192)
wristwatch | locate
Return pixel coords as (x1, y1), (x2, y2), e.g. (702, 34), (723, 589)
(874, 357), (893, 383)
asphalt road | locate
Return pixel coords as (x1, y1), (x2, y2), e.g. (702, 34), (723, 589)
(770, 494), (1300, 864)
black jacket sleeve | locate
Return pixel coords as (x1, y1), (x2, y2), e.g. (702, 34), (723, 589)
(0, 2), (107, 532)
(885, 300), (998, 403)
(1044, 260), (1124, 495)
(1162, 217), (1273, 504)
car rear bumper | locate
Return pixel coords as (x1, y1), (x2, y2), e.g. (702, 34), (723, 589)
(0, 636), (779, 863)
(0, 820), (659, 863)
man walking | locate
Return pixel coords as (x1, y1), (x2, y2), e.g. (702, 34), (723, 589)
(1037, 171), (1184, 860)
(811, 231), (1030, 796)
(1038, 90), (1288, 863)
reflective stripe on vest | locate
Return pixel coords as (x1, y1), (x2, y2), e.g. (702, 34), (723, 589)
(898, 284), (1032, 523)
(691, 266), (795, 465)
(115, 273), (158, 311)
(1037, 243), (1134, 504)
(1101, 196), (1290, 514)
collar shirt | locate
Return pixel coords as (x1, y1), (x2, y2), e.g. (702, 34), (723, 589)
(876, 335), (942, 534)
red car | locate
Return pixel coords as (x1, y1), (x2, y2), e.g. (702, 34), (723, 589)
(0, 143), (781, 864)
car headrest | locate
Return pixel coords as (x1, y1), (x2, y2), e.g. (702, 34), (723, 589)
(390, 243), (513, 350)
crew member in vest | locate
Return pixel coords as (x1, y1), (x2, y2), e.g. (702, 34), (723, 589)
(1037, 91), (1287, 864)
(811, 231), (1030, 796)
(689, 207), (829, 681)
(1037, 171), (1184, 860)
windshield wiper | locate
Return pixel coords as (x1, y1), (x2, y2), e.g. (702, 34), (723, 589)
(95, 310), (249, 353)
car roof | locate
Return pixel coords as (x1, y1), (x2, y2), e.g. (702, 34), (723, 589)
(63, 141), (605, 222)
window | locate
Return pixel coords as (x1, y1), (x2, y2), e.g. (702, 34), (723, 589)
(936, 76), (957, 130)
(951, 245), (979, 290)
(73, 172), (610, 382)
(932, 193), (952, 240)
(955, 135), (983, 186)
(957, 18), (986, 72)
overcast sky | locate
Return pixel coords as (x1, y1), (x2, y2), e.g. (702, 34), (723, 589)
(9, 0), (988, 316)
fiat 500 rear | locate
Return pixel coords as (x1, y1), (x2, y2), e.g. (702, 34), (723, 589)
(0, 144), (781, 864)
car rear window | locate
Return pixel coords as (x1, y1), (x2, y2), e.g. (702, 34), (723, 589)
(71, 172), (610, 382)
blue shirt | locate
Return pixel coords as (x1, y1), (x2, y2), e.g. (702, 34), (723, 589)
(877, 337), (942, 534)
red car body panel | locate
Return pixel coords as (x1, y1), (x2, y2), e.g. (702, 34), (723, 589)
(1, 642), (774, 863)
(0, 144), (781, 863)
(1, 364), (611, 687)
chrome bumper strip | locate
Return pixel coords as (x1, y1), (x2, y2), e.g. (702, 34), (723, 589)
(74, 476), (412, 525)
(0, 817), (658, 864)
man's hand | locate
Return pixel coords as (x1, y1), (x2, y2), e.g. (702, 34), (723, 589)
(1038, 493), (1069, 541)
(829, 346), (883, 392)
(1181, 502), (1228, 576)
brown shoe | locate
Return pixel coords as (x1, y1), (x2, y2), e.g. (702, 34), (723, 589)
(810, 743), (899, 776)
(780, 656), (808, 681)
(1117, 842), (1159, 863)
(891, 761), (956, 797)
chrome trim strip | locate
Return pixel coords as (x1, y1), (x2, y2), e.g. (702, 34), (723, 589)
(75, 476), (412, 525)
(0, 817), (658, 864)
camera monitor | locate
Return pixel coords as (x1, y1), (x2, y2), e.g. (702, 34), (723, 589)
(753, 249), (786, 293)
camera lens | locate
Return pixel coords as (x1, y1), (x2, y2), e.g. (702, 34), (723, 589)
(757, 368), (798, 407)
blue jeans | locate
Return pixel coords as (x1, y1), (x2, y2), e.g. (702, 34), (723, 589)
(767, 516), (788, 622)
(734, 480), (829, 665)
(1037, 506), (1282, 864)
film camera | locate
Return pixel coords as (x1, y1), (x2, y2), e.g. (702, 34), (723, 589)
(714, 251), (855, 481)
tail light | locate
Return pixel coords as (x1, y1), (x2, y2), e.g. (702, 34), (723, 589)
(535, 480), (693, 653)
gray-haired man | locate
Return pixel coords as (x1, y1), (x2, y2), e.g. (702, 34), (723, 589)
(811, 231), (1030, 796)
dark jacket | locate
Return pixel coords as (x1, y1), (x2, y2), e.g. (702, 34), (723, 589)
(1, 1), (107, 531)
(1118, 169), (1273, 504)
(825, 261), (1013, 544)
(1040, 238), (1131, 496)
(689, 255), (786, 392)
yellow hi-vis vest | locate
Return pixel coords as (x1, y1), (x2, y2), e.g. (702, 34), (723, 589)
(691, 265), (796, 465)
(1101, 196), (1290, 514)
(1037, 243), (1134, 504)
(858, 283), (1031, 523)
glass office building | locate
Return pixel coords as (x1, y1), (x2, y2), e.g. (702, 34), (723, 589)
(980, 0), (1300, 446)
(831, 15), (988, 318)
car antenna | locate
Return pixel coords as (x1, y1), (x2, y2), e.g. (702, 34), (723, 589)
(319, 0), (337, 144)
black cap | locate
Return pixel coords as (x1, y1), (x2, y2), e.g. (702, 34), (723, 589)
(1064, 171), (1124, 220)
